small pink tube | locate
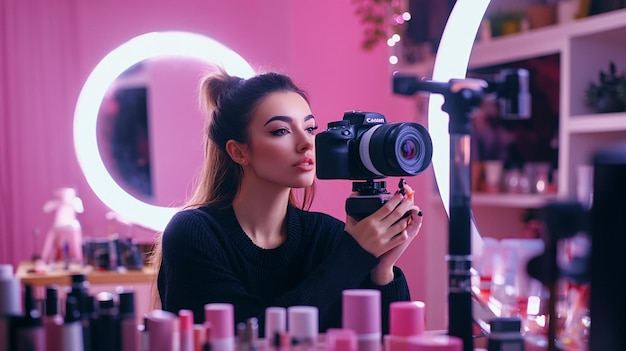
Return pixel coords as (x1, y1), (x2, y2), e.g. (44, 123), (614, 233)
(389, 301), (426, 337)
(326, 329), (357, 351)
(146, 310), (178, 351)
(264, 307), (286, 343)
(385, 301), (427, 351)
(287, 306), (319, 347)
(204, 303), (234, 351)
(179, 310), (194, 351)
(342, 289), (381, 351)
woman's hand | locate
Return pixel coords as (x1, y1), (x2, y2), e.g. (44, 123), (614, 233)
(344, 181), (423, 285)
(371, 204), (422, 284)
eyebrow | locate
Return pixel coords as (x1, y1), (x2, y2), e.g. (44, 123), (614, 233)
(264, 114), (315, 126)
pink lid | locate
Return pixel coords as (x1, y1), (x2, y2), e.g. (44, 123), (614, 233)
(204, 303), (234, 339)
(406, 335), (462, 351)
(287, 306), (319, 341)
(389, 301), (425, 337)
(326, 328), (357, 351)
(342, 289), (381, 334)
(178, 309), (194, 332)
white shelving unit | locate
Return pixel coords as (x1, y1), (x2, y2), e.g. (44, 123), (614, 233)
(468, 8), (626, 213)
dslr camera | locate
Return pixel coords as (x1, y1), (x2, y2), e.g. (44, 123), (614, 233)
(316, 111), (432, 220)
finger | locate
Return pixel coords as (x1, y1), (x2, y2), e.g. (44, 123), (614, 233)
(387, 230), (409, 248)
(366, 193), (404, 221)
(383, 197), (413, 225)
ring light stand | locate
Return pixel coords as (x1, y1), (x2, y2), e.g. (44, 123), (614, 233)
(393, 76), (487, 351)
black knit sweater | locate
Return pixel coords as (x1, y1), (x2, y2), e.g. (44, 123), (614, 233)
(157, 204), (411, 335)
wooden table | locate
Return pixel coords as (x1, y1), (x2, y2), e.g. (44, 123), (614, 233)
(16, 261), (156, 287)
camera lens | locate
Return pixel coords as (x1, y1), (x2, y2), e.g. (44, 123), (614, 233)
(359, 122), (432, 177)
(400, 139), (417, 160)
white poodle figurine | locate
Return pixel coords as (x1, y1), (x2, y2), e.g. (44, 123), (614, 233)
(40, 187), (84, 264)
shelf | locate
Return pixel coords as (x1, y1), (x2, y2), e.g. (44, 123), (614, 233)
(16, 261), (156, 286)
(568, 112), (626, 133)
(469, 8), (626, 69)
(471, 193), (558, 208)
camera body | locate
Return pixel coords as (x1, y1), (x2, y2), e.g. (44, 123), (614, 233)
(315, 111), (432, 180)
(316, 111), (432, 220)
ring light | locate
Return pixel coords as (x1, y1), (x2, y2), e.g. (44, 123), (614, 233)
(74, 31), (255, 232)
(429, 0), (491, 253)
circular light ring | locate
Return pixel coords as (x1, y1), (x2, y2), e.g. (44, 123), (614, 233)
(429, 1), (491, 252)
(74, 31), (255, 232)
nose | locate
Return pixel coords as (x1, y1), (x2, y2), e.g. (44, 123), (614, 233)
(296, 130), (314, 153)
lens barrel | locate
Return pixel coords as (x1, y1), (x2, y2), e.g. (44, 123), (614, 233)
(359, 122), (432, 177)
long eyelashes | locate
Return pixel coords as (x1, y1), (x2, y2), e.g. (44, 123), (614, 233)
(270, 125), (318, 136)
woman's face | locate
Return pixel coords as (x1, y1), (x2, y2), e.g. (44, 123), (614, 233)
(241, 91), (317, 189)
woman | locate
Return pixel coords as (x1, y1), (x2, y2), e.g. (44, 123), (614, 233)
(155, 68), (423, 334)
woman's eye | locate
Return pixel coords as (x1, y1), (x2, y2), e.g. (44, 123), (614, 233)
(306, 126), (319, 135)
(270, 128), (289, 136)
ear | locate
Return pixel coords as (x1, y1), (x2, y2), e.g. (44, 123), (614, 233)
(225, 140), (249, 166)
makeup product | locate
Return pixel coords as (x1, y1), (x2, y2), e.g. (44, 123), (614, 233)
(68, 273), (92, 351)
(145, 309), (178, 351)
(403, 334), (463, 351)
(194, 324), (208, 351)
(15, 284), (45, 351)
(384, 300), (427, 351)
(0, 264), (22, 351)
(342, 290), (381, 351)
(119, 289), (139, 351)
(44, 285), (64, 351)
(83, 294), (97, 351)
(93, 291), (121, 351)
(63, 295), (85, 351)
(247, 318), (260, 351)
(139, 316), (149, 351)
(179, 309), (195, 351)
(203, 324), (213, 351)
(204, 303), (235, 351)
(486, 317), (523, 351)
(325, 329), (357, 351)
(264, 307), (286, 347)
(287, 306), (318, 350)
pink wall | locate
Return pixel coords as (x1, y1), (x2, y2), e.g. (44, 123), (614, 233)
(1, 0), (435, 313)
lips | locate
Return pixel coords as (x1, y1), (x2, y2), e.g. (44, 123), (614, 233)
(293, 157), (315, 170)
(294, 157), (315, 168)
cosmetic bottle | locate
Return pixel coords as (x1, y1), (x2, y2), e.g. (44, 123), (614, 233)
(68, 273), (93, 351)
(64, 295), (85, 351)
(205, 303), (235, 351)
(139, 316), (149, 351)
(236, 318), (259, 351)
(119, 289), (139, 351)
(342, 290), (381, 351)
(44, 285), (64, 351)
(15, 284), (46, 351)
(326, 329), (357, 351)
(179, 309), (195, 351)
(487, 317), (524, 351)
(195, 323), (208, 351)
(287, 306), (318, 351)
(93, 291), (121, 351)
(264, 307), (286, 349)
(145, 309), (178, 351)
(384, 301), (426, 351)
(0, 264), (22, 351)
